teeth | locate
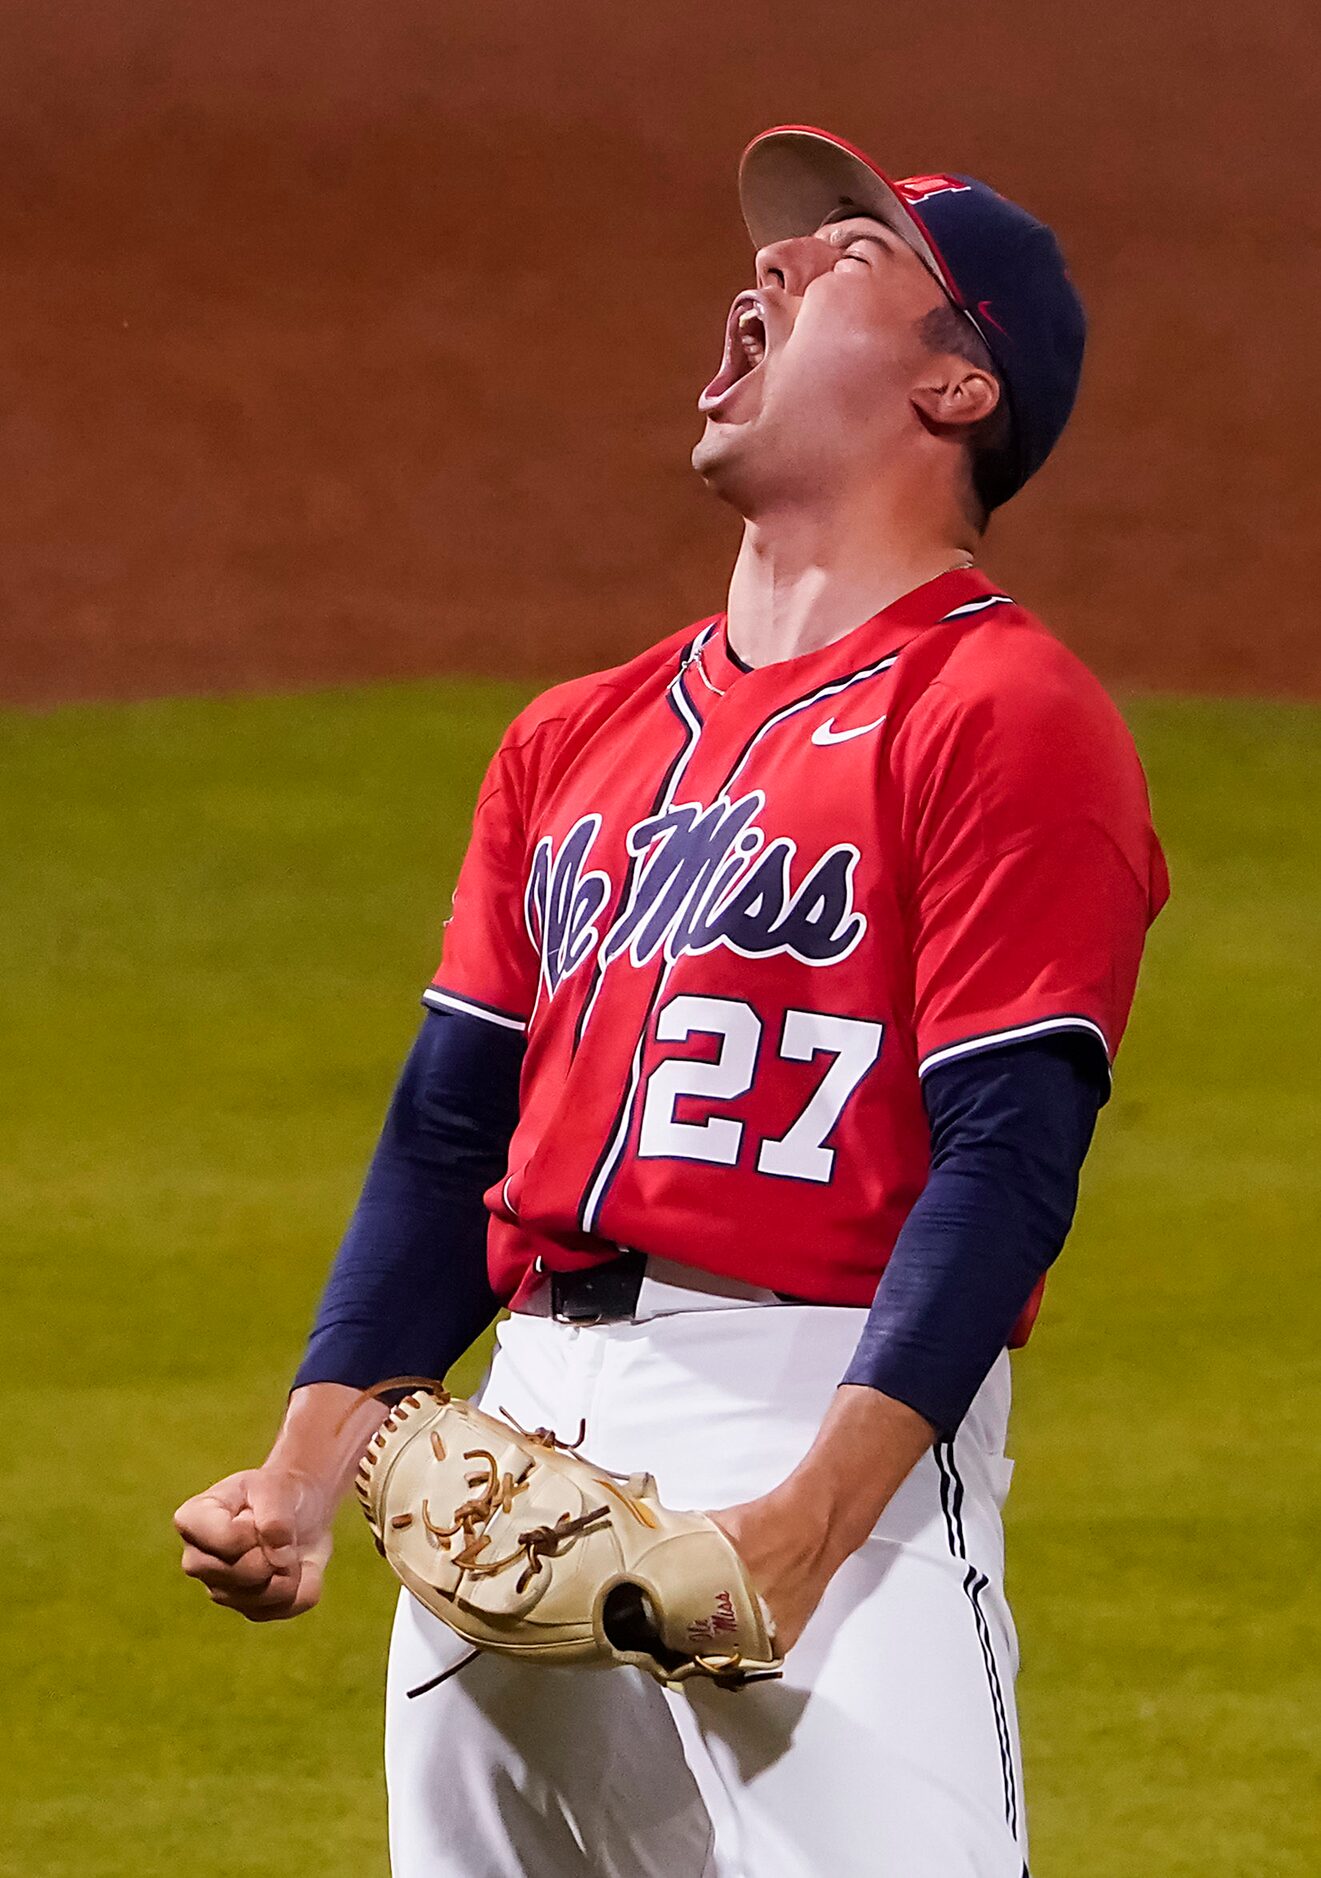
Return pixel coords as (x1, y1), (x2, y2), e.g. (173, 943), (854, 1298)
(736, 306), (765, 367)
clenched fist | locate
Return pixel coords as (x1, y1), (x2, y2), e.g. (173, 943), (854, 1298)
(174, 1467), (334, 1621)
(175, 1382), (390, 1623)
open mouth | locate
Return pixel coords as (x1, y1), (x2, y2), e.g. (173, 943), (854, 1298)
(699, 293), (769, 414)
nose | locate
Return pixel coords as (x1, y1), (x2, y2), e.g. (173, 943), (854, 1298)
(754, 233), (836, 297)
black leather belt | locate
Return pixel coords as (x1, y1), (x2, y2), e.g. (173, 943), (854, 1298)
(542, 1250), (816, 1325)
(549, 1249), (650, 1324)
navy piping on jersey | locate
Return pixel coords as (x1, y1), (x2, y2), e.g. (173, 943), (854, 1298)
(935, 1438), (1021, 1842)
(721, 650), (902, 794)
(570, 628), (713, 1051)
(580, 1000), (659, 1230)
(723, 636), (753, 674)
(578, 644), (906, 1237)
(919, 1013), (1110, 1083)
(420, 985), (528, 1033)
(938, 592), (1015, 622)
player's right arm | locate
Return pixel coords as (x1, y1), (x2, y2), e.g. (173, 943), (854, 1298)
(174, 1002), (525, 1616)
(176, 701), (553, 1619)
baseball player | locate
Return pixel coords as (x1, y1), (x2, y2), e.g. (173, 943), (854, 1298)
(176, 126), (1168, 1876)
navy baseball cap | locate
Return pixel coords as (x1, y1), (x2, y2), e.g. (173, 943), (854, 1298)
(739, 126), (1087, 508)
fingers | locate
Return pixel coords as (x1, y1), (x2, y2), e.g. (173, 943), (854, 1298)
(205, 1554), (325, 1623)
(175, 1467), (332, 1622)
(288, 1555), (327, 1619)
(180, 1542), (275, 1594)
(174, 1475), (260, 1563)
(245, 1471), (305, 1572)
(206, 1582), (297, 1622)
(175, 1457), (336, 1622)
(175, 1469), (312, 1570)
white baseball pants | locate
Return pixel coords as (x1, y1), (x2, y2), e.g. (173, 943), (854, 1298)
(385, 1290), (1029, 1878)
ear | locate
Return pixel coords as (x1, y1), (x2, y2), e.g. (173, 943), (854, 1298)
(910, 363), (1001, 436)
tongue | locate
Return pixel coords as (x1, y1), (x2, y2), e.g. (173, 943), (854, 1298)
(702, 338), (741, 405)
(701, 317), (756, 407)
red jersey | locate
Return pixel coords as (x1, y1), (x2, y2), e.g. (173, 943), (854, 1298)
(425, 568), (1167, 1326)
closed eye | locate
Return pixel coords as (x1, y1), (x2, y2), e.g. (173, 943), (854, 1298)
(825, 227), (893, 267)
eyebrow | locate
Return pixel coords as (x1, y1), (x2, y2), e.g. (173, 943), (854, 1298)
(818, 209), (899, 250)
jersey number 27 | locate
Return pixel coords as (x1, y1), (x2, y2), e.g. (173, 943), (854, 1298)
(637, 994), (883, 1184)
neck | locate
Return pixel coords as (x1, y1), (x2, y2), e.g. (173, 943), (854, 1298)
(724, 483), (977, 669)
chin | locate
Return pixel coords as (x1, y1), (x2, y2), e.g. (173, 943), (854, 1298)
(692, 418), (760, 509)
(692, 424), (808, 522)
(691, 418), (725, 479)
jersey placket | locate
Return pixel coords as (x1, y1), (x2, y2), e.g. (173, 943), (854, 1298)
(571, 633), (908, 1244)
(571, 634), (755, 1237)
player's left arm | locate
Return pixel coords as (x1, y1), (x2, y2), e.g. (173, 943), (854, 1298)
(713, 647), (1169, 1649)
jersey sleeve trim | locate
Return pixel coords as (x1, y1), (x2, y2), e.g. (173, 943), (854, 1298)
(918, 1015), (1111, 1078)
(421, 985), (529, 1034)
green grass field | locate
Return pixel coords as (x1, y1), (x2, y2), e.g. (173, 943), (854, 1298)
(3, 680), (1317, 1876)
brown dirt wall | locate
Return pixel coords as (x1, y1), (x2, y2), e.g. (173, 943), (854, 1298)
(1, 1), (1317, 707)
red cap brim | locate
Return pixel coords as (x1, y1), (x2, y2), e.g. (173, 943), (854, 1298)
(738, 125), (963, 304)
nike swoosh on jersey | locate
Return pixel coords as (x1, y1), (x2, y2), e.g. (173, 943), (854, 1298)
(809, 714), (887, 746)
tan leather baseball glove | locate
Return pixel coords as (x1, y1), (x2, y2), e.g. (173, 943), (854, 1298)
(356, 1386), (782, 1691)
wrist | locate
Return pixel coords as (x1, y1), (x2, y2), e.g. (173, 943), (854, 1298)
(757, 1472), (862, 1576)
(782, 1384), (936, 1561)
(266, 1382), (390, 1510)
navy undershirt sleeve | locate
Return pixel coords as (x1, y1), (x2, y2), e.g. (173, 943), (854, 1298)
(291, 1008), (522, 1392)
(842, 1039), (1104, 1436)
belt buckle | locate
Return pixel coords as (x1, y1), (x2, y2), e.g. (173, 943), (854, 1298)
(549, 1274), (612, 1327)
(549, 1252), (646, 1326)
(555, 1306), (608, 1327)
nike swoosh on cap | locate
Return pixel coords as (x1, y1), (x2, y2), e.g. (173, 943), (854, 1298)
(810, 714), (887, 746)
